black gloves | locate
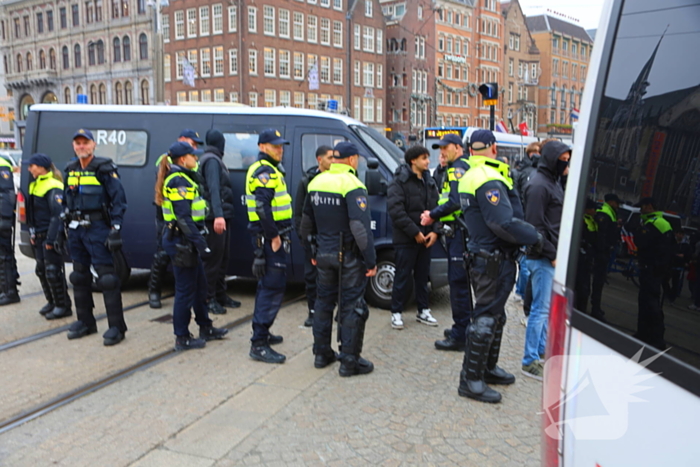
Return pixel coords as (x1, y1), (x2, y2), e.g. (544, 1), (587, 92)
(252, 248), (266, 279)
(525, 233), (545, 257)
(106, 228), (123, 252)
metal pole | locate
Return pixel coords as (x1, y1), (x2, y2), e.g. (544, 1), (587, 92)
(489, 104), (495, 131)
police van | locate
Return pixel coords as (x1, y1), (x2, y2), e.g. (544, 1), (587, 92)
(545, 0), (700, 465)
(18, 104), (448, 308)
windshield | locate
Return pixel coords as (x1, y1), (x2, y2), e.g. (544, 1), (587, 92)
(351, 125), (401, 172)
(424, 139), (442, 169)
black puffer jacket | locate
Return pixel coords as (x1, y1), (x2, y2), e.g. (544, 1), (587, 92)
(199, 145), (235, 220)
(387, 164), (440, 245)
(524, 141), (568, 262)
(515, 155), (538, 207)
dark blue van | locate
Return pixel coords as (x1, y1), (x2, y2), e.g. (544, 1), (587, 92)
(18, 104), (448, 307)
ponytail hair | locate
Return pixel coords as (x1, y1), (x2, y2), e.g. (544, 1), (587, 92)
(50, 164), (63, 183)
(154, 154), (173, 206)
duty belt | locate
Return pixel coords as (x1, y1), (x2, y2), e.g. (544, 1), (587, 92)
(68, 211), (105, 222)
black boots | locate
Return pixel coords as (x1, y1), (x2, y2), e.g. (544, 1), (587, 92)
(148, 250), (169, 309)
(484, 315), (515, 385)
(148, 291), (162, 309)
(304, 309), (314, 327)
(458, 315), (502, 403)
(208, 300), (227, 315)
(249, 344), (286, 364)
(314, 350), (338, 369)
(339, 356), (374, 377)
(45, 264), (72, 320)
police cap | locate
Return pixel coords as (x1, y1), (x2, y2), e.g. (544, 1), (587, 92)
(27, 153), (52, 169)
(258, 129), (290, 145)
(333, 141), (359, 159)
(470, 129), (496, 150)
(73, 129), (94, 141)
(169, 141), (203, 158)
(604, 193), (620, 203)
(431, 133), (463, 149)
(179, 129), (204, 145)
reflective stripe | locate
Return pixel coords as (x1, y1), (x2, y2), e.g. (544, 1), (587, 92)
(30, 173), (64, 197)
(161, 171), (207, 222)
(245, 159), (293, 222)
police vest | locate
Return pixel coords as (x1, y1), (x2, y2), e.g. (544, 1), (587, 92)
(28, 173), (63, 228)
(458, 155), (513, 196)
(584, 214), (598, 232)
(65, 161), (109, 212)
(436, 157), (469, 222)
(245, 159), (293, 222)
(641, 211), (672, 235)
(597, 203), (617, 222)
(161, 172), (207, 222)
(0, 157), (15, 218)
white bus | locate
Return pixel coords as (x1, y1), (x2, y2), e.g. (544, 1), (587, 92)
(546, 0), (700, 465)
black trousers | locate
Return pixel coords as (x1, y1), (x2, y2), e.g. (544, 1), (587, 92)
(204, 219), (232, 303)
(390, 243), (431, 314)
(637, 265), (666, 348)
(469, 256), (517, 320)
(303, 242), (317, 312)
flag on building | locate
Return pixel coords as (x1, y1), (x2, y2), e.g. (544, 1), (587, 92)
(183, 59), (196, 87)
(571, 108), (580, 120)
(495, 120), (508, 133)
(308, 63), (319, 91)
(518, 121), (531, 136)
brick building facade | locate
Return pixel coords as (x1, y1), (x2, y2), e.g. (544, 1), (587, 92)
(162, 0), (386, 129)
(0, 0), (157, 147)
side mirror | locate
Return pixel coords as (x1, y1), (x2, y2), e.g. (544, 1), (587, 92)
(365, 158), (386, 196)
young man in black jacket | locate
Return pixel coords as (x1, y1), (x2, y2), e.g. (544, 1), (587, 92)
(199, 129), (240, 315)
(387, 145), (440, 329)
(521, 140), (570, 381)
(293, 145), (334, 327)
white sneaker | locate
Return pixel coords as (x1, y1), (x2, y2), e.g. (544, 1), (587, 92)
(391, 313), (404, 329)
(521, 316), (528, 327)
(416, 309), (438, 326)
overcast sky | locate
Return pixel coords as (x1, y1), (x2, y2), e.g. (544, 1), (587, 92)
(518, 0), (607, 30)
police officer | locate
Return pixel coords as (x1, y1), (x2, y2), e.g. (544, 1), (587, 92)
(575, 198), (598, 313)
(293, 145), (334, 327)
(26, 154), (72, 320)
(590, 193), (621, 322)
(199, 129), (240, 315)
(148, 129), (204, 309)
(457, 130), (540, 403)
(64, 129), (128, 346)
(246, 128), (293, 364)
(0, 152), (18, 306)
(300, 142), (377, 377)
(420, 133), (472, 351)
(635, 197), (674, 349)
(156, 141), (229, 350)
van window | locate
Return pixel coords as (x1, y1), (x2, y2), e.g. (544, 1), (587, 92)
(300, 133), (346, 171)
(91, 129), (148, 166)
(222, 132), (260, 170)
(351, 125), (402, 172)
(572, 0), (700, 368)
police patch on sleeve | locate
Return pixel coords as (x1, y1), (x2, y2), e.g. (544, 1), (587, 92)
(454, 167), (466, 180)
(485, 189), (500, 205)
(356, 196), (368, 211)
(177, 187), (188, 198)
(1, 172), (9, 179)
(54, 194), (63, 204)
(257, 172), (270, 185)
(111, 172), (119, 178)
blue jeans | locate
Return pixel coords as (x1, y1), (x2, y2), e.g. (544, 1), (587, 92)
(522, 257), (554, 366)
(515, 255), (530, 297)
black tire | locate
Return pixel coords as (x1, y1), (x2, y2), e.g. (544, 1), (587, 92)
(366, 250), (412, 310)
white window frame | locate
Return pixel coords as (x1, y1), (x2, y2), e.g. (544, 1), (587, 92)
(162, 15), (170, 42)
(186, 8), (197, 38)
(201, 89), (211, 102)
(175, 11), (185, 40)
(280, 90), (291, 106)
(376, 29), (383, 54)
(228, 6), (237, 32)
(212, 4), (223, 34)
(376, 64), (382, 89)
(263, 5), (274, 36)
(363, 97), (374, 122)
(293, 12), (303, 41)
(249, 92), (258, 107)
(230, 92), (239, 103)
(176, 51), (185, 78)
(333, 57), (342, 84)
(199, 6), (210, 36)
(376, 98), (382, 123)
(293, 52), (304, 80)
(278, 9), (289, 38)
(362, 26), (374, 52)
(333, 21), (342, 48)
(214, 88), (224, 102)
(213, 46), (224, 76)
(264, 47), (275, 76)
(248, 48), (257, 75)
(365, 0), (372, 17)
(354, 60), (360, 86)
(363, 62), (374, 87)
(333, 0), (342, 11)
(294, 91), (304, 108)
(228, 48), (238, 75)
(320, 56), (330, 83)
(264, 89), (276, 107)
(307, 15), (317, 43)
(279, 49), (290, 78)
(354, 24), (360, 50)
(248, 6), (257, 33)
(164, 53), (171, 82)
(200, 47), (211, 77)
(320, 18), (330, 46)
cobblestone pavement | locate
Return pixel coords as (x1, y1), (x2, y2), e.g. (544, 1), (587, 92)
(0, 272), (542, 466)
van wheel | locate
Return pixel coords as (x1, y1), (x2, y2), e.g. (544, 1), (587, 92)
(366, 250), (407, 310)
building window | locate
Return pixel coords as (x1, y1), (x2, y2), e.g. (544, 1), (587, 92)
(72, 5), (80, 26)
(162, 15), (170, 42)
(377, 64), (383, 89)
(320, 56), (330, 83)
(365, 0), (372, 17)
(248, 6), (257, 33)
(188, 49), (197, 75)
(37, 12), (44, 33)
(138, 33), (147, 60)
(47, 10), (54, 31)
(97, 39), (105, 64)
(115, 81), (123, 104)
(88, 42), (96, 65)
(201, 89), (211, 102)
(279, 50), (290, 78)
(189, 90), (199, 102)
(113, 37), (121, 62)
(121, 0), (129, 17)
(214, 88), (225, 102)
(333, 21), (342, 48)
(73, 44), (81, 68)
(293, 52), (304, 79)
(362, 26), (374, 52)
(187, 8), (196, 37)
(86, 1), (94, 24)
(354, 24), (360, 50)
(249, 92), (258, 107)
(213, 46), (223, 75)
(139, 80), (149, 104)
(263, 6), (274, 35)
(38, 50), (46, 69)
(280, 90), (290, 107)
(212, 4), (223, 33)
(137, 0), (145, 14)
(278, 9), (289, 38)
(199, 6), (210, 36)
(123, 35), (131, 61)
(320, 18), (330, 45)
(112, 0), (119, 18)
(376, 29), (383, 54)
(164, 53), (171, 82)
(363, 97), (374, 122)
(90, 84), (97, 103)
(354, 60), (360, 86)
(201, 48), (211, 76)
(229, 92), (238, 103)
(354, 97), (361, 119)
(228, 6), (237, 32)
(307, 15), (317, 43)
(264, 47), (275, 76)
(264, 89), (276, 107)
(307, 93), (317, 110)
(228, 48), (238, 75)
(248, 49), (257, 75)
(65, 86), (72, 103)
(60, 7), (67, 28)
(333, 58), (342, 84)
(177, 91), (186, 103)
(363, 62), (374, 87)
(62, 46), (70, 69)
(99, 83), (106, 104)
(293, 12), (303, 41)
(175, 11), (185, 39)
(334, 0), (342, 10)
(176, 51), (185, 78)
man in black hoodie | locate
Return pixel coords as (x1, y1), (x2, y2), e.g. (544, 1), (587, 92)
(199, 129), (240, 315)
(521, 140), (570, 381)
(387, 145), (440, 329)
(293, 145), (334, 327)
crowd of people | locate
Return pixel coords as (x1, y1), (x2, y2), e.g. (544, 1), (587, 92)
(6, 125), (687, 396)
